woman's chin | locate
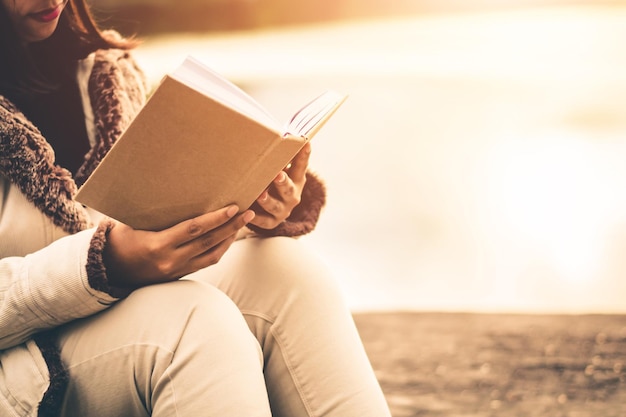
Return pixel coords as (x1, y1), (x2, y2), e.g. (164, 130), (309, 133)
(21, 22), (59, 43)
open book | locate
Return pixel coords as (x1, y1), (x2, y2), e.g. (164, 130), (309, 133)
(75, 56), (346, 231)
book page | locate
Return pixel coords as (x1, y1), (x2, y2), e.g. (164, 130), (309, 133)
(284, 91), (347, 139)
(171, 56), (279, 129)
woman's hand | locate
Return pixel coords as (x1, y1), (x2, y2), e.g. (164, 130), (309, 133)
(250, 142), (311, 230)
(103, 205), (255, 288)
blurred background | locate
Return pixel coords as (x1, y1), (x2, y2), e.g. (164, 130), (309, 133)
(89, 0), (626, 314)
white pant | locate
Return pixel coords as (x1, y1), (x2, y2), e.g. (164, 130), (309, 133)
(56, 236), (391, 417)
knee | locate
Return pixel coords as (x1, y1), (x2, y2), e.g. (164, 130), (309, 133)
(57, 281), (265, 414)
(239, 237), (347, 308)
(116, 280), (259, 354)
(128, 279), (235, 315)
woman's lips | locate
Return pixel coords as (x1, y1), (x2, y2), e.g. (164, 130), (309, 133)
(28, 3), (63, 23)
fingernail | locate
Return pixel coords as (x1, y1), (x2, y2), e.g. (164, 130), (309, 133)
(258, 191), (268, 202)
(243, 211), (255, 223)
(277, 171), (287, 183)
(226, 205), (239, 217)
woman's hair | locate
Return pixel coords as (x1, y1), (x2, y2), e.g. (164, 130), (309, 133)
(0, 0), (138, 95)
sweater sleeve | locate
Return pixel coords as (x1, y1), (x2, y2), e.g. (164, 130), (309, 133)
(246, 171), (326, 237)
(0, 224), (126, 350)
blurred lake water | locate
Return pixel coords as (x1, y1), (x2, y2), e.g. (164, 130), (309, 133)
(133, 6), (626, 314)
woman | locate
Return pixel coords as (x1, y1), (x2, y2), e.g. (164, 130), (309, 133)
(0, 0), (392, 416)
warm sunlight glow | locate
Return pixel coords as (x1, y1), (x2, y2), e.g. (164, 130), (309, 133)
(484, 132), (622, 284)
(134, 5), (626, 313)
